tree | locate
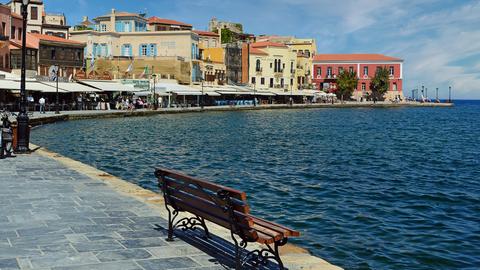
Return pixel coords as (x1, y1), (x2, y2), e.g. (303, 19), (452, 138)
(221, 28), (234, 44)
(336, 71), (358, 103)
(370, 67), (390, 102)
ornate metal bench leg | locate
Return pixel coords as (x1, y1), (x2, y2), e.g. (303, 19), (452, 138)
(198, 216), (211, 239)
(231, 232), (247, 270)
(165, 206), (176, 242)
(274, 238), (289, 270)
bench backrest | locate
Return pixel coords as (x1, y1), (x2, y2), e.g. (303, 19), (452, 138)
(155, 167), (258, 241)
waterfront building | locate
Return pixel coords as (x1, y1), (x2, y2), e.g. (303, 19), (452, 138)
(247, 41), (297, 92)
(29, 33), (85, 79)
(224, 42), (247, 85)
(257, 35), (317, 90)
(0, 4), (38, 76)
(70, 9), (201, 84)
(7, 0), (70, 38)
(312, 54), (404, 100)
(194, 30), (225, 85)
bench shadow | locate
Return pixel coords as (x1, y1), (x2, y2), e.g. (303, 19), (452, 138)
(153, 224), (279, 270)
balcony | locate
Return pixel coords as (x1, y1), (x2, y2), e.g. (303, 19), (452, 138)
(274, 68), (284, 74)
(255, 67), (262, 74)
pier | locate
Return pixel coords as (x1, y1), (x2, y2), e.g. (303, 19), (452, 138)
(10, 101), (454, 127)
(0, 146), (342, 270)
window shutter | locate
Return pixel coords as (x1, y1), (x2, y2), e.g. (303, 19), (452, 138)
(139, 45), (142, 56)
(153, 45), (157, 56)
(146, 44), (151, 56)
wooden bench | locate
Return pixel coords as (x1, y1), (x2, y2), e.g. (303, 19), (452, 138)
(155, 167), (300, 270)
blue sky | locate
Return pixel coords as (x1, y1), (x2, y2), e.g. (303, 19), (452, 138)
(31, 0), (480, 98)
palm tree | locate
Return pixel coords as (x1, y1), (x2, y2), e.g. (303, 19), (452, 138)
(336, 71), (359, 103)
(371, 67), (390, 102)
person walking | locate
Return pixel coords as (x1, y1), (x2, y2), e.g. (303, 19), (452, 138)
(39, 97), (46, 114)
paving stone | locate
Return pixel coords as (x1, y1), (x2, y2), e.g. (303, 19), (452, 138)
(0, 246), (42, 259)
(0, 258), (20, 269)
(52, 261), (143, 270)
(95, 249), (153, 262)
(29, 252), (99, 268)
(90, 217), (134, 225)
(72, 240), (125, 252)
(104, 211), (138, 217)
(136, 257), (200, 270)
(118, 237), (168, 249)
(117, 230), (165, 239)
(16, 226), (73, 237)
(147, 245), (204, 258)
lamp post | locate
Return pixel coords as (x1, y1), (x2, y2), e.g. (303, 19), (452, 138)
(55, 66), (60, 114)
(16, 0), (30, 154)
(436, 87), (439, 101)
(152, 74), (157, 110)
(201, 77), (204, 109)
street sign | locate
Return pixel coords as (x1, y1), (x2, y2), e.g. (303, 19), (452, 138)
(48, 65), (58, 82)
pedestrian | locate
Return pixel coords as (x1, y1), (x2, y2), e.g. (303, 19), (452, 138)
(39, 97), (46, 114)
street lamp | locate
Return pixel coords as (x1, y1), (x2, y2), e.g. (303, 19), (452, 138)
(152, 74), (157, 110)
(436, 87), (439, 101)
(201, 76), (204, 109)
(55, 66), (60, 114)
(16, 0), (30, 154)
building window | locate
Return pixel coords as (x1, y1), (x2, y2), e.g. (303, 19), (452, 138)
(389, 66), (394, 76)
(31, 6), (38, 20)
(124, 22), (131, 32)
(338, 67), (344, 74)
(305, 50), (310, 57)
(269, 78), (273, 88)
(290, 62), (294, 73)
(362, 83), (366, 91)
(100, 24), (107, 32)
(251, 77), (256, 84)
(261, 77), (265, 85)
(363, 66), (368, 76)
(376, 66), (381, 73)
(140, 44), (148, 56)
(393, 82), (397, 91)
(11, 26), (15, 39)
(327, 67), (332, 77)
(281, 78), (284, 87)
(256, 59), (261, 72)
(270, 62), (273, 69)
(18, 28), (22, 40)
(349, 66), (354, 73)
(317, 67), (321, 76)
(149, 44), (157, 56)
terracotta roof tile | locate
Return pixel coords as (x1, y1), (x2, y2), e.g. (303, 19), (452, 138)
(251, 41), (288, 48)
(313, 54), (403, 62)
(148, 16), (192, 27)
(193, 30), (219, 37)
(29, 33), (85, 45)
(250, 48), (268, 55)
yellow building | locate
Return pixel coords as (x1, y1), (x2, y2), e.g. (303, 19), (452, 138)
(248, 42), (297, 92)
(257, 36), (317, 89)
(194, 30), (225, 85)
(70, 9), (201, 84)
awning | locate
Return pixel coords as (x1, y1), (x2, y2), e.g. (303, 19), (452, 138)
(172, 91), (204, 96)
(204, 91), (221, 96)
(78, 80), (136, 92)
(0, 79), (67, 92)
(39, 82), (101, 93)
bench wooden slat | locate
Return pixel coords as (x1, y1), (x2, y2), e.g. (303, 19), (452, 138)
(164, 177), (250, 213)
(167, 194), (259, 241)
(251, 216), (301, 237)
(157, 167), (247, 201)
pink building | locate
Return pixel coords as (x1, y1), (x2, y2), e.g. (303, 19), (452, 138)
(312, 54), (404, 100)
(0, 4), (38, 73)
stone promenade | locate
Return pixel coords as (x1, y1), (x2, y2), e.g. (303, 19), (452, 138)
(0, 149), (342, 270)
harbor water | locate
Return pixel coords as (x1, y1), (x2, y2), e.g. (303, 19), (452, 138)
(32, 101), (480, 270)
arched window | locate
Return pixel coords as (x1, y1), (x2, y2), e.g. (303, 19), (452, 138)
(256, 59), (261, 72)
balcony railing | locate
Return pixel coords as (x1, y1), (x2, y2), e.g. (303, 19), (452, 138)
(255, 68), (262, 73)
